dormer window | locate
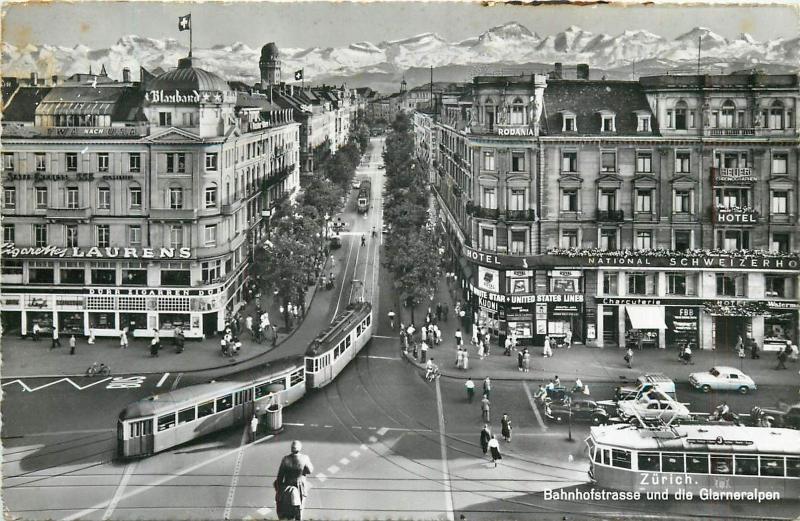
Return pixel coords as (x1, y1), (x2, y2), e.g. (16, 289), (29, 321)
(599, 110), (616, 132)
(561, 111), (577, 132)
(636, 112), (651, 132)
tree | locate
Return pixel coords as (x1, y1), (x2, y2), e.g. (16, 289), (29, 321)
(385, 228), (440, 324)
(300, 173), (344, 222)
(253, 232), (313, 328)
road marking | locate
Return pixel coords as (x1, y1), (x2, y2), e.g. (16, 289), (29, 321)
(12, 428), (115, 438)
(352, 425), (362, 429)
(316, 473), (327, 483)
(170, 373), (183, 390)
(256, 507), (271, 516)
(332, 234), (356, 320)
(357, 355), (399, 360)
(372, 335), (395, 339)
(223, 424), (249, 520)
(435, 377), (456, 521)
(349, 450), (360, 459)
(376, 427), (388, 436)
(310, 423), (319, 427)
(106, 376), (146, 389)
(368, 426), (376, 430)
(339, 457), (350, 465)
(2, 377), (113, 392)
(284, 422), (305, 427)
(60, 434), (274, 521)
(360, 444), (368, 450)
(156, 373), (170, 388)
(523, 382), (549, 431)
(327, 465), (340, 474)
(101, 460), (137, 520)
(368, 435), (378, 443)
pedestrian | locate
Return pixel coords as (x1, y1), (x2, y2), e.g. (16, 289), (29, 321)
(69, 334), (76, 355)
(250, 414), (259, 442)
(31, 322), (40, 341)
(523, 348), (531, 372)
(483, 376), (491, 399)
(776, 347), (789, 370)
(517, 349), (524, 371)
(421, 325), (428, 343)
(272, 324), (278, 346)
(484, 330), (491, 355)
(543, 335), (552, 358)
(472, 327), (479, 347)
(749, 337), (760, 359)
(51, 327), (61, 349)
(478, 341), (485, 360)
(151, 335), (160, 357)
(456, 347), (464, 369)
(564, 329), (572, 349)
(501, 413), (512, 442)
(481, 393), (491, 423)
(434, 325), (442, 346)
(625, 347), (633, 368)
(738, 343), (745, 360)
(407, 323), (416, 339)
(443, 303), (449, 322)
(436, 302), (442, 322)
(87, 328), (96, 345)
(465, 377), (475, 403)
(462, 347), (469, 371)
(479, 424), (491, 456)
(120, 327), (129, 349)
(420, 340), (429, 363)
(388, 310), (396, 330)
(246, 315), (254, 337)
(487, 435), (502, 467)
(504, 336), (513, 356)
(455, 328), (463, 347)
(275, 440), (313, 521)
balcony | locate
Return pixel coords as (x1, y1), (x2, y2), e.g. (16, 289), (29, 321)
(222, 198), (243, 216)
(596, 209), (624, 222)
(706, 128), (759, 137)
(46, 207), (91, 220)
(504, 209), (537, 221)
(263, 165), (294, 190)
(466, 204), (499, 220)
(150, 208), (197, 221)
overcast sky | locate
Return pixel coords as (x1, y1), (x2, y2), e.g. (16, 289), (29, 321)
(3, 1), (798, 49)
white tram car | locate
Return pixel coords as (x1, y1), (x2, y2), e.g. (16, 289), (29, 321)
(118, 303), (373, 458)
(586, 423), (800, 497)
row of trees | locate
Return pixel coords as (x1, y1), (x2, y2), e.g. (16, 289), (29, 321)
(382, 113), (442, 324)
(251, 122), (370, 327)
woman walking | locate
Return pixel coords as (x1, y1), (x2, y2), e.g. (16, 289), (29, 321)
(522, 348), (531, 372)
(501, 413), (512, 442)
(462, 347), (469, 371)
(487, 435), (502, 467)
(456, 348), (464, 369)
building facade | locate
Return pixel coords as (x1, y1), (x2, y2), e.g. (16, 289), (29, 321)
(1, 57), (300, 339)
(424, 69), (799, 352)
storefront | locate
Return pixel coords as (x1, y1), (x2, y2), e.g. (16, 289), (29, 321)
(665, 306), (700, 348)
(763, 302), (798, 351)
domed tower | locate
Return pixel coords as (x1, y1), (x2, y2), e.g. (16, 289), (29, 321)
(400, 76), (408, 94)
(259, 42), (281, 86)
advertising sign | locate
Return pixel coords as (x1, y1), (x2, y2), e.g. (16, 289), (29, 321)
(477, 266), (499, 292)
(0, 243), (191, 260)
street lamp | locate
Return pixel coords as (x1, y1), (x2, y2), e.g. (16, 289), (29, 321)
(566, 392), (574, 442)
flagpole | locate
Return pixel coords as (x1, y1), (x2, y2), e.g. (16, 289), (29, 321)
(302, 69), (305, 90)
(189, 14), (193, 58)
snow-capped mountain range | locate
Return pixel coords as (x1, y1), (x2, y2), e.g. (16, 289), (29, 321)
(3, 23), (798, 90)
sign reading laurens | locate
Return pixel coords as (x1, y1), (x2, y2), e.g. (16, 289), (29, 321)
(1, 243), (191, 260)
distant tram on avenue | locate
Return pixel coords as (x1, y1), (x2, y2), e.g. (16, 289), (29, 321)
(357, 179), (371, 213)
(118, 303), (373, 458)
(586, 423), (800, 498)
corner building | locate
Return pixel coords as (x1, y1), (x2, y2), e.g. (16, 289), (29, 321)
(427, 69), (799, 351)
(1, 57), (300, 339)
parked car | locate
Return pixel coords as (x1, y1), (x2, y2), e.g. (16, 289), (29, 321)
(545, 399), (610, 425)
(617, 396), (692, 424)
(351, 179), (361, 189)
(615, 373), (677, 401)
(329, 235), (342, 249)
(689, 366), (757, 394)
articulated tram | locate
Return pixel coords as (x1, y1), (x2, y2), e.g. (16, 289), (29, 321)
(118, 303), (373, 458)
(586, 423), (800, 498)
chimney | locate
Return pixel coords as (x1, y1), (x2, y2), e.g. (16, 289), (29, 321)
(30, 72), (39, 85)
(577, 64), (590, 80)
(554, 63), (563, 79)
(122, 67), (131, 82)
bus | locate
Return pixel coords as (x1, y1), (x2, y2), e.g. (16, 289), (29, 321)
(357, 180), (371, 213)
(586, 423), (800, 497)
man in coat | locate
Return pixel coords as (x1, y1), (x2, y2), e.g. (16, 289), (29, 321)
(275, 440), (314, 520)
(479, 424), (492, 457)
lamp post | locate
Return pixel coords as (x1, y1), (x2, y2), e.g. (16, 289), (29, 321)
(566, 391), (574, 442)
(324, 212), (330, 239)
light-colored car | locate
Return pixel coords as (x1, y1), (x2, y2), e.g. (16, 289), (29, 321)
(351, 179), (361, 189)
(617, 394), (692, 424)
(689, 366), (757, 394)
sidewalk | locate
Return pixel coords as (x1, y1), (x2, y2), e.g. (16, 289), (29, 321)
(1, 252), (345, 378)
(393, 273), (800, 388)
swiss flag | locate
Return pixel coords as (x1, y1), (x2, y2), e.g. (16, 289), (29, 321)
(294, 69), (304, 81)
(178, 14), (191, 31)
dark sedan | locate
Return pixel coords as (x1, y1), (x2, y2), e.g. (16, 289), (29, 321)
(545, 399), (610, 425)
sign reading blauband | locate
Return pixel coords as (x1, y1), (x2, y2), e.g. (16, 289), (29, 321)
(0, 243), (191, 260)
(145, 90), (224, 104)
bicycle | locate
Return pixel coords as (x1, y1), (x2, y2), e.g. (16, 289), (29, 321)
(425, 366), (441, 382)
(86, 361), (110, 377)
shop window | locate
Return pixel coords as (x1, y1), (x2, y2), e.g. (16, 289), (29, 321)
(482, 187), (496, 209)
(66, 152), (78, 172)
(96, 225), (110, 248)
(600, 151), (616, 172)
(716, 273), (746, 297)
(771, 233), (789, 253)
(560, 230), (578, 249)
(35, 186), (48, 209)
(551, 276), (580, 294)
(636, 151), (652, 173)
(635, 230), (652, 250)
(161, 268), (190, 286)
(3, 224), (14, 243)
(766, 276), (793, 299)
(771, 191), (788, 214)
(599, 229), (617, 251)
(772, 153), (788, 175)
(510, 230), (527, 254)
(89, 312), (116, 329)
(482, 151), (495, 171)
(635, 190), (652, 213)
(561, 151), (577, 173)
(3, 152), (14, 171)
(35, 153), (47, 172)
(29, 266), (54, 284)
(34, 224), (48, 247)
(561, 189), (578, 212)
(67, 186), (80, 209)
(204, 224), (217, 247)
(602, 272), (618, 295)
(98, 153), (109, 173)
(60, 263), (85, 284)
(509, 189), (525, 211)
(481, 228), (495, 251)
(628, 272), (656, 295)
(97, 186), (111, 209)
(675, 151), (691, 173)
(169, 187), (184, 209)
(4, 186), (16, 209)
(91, 268), (116, 285)
(129, 186), (142, 208)
(511, 152), (525, 172)
(160, 312), (189, 331)
(673, 190), (691, 213)
(716, 229), (750, 250)
(129, 153), (141, 173)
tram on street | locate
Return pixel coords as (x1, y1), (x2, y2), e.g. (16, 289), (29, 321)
(357, 179), (371, 213)
(586, 423), (800, 497)
(305, 302), (373, 388)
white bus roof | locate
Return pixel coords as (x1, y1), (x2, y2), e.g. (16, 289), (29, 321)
(590, 423), (800, 455)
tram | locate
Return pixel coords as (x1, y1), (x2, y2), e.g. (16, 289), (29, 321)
(357, 179), (371, 213)
(305, 302), (372, 388)
(118, 303), (373, 458)
(586, 423), (800, 497)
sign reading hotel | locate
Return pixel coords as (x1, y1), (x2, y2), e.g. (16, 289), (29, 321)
(714, 208), (758, 224)
(145, 89), (223, 104)
(0, 243), (191, 260)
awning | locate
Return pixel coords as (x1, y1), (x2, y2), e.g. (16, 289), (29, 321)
(626, 305), (666, 330)
(37, 101), (115, 116)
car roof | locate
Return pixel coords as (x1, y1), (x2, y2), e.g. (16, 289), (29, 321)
(713, 366), (742, 373)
